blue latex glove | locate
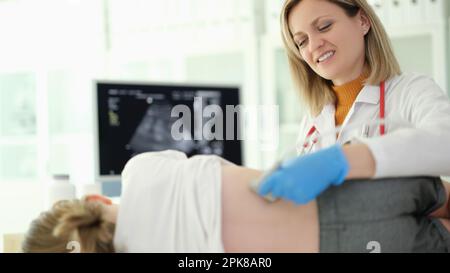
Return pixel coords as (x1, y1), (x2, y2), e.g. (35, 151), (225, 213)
(258, 145), (350, 205)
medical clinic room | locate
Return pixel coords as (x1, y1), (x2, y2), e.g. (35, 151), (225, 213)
(2, 0), (450, 255)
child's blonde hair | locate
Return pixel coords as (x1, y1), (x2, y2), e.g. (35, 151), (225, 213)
(22, 198), (115, 253)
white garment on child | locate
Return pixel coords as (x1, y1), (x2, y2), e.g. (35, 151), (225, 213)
(113, 150), (232, 253)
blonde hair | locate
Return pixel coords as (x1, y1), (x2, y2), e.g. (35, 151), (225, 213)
(22, 199), (115, 253)
(281, 0), (401, 116)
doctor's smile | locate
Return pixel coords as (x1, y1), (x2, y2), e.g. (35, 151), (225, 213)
(316, 50), (335, 64)
(2, 0), (450, 256)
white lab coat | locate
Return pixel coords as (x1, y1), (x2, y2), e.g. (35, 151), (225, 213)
(295, 73), (450, 178)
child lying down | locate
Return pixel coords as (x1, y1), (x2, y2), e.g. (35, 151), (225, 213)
(22, 150), (450, 253)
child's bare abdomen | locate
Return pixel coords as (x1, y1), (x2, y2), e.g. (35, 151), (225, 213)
(220, 165), (320, 253)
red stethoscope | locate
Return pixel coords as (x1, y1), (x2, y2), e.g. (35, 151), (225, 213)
(302, 81), (386, 153)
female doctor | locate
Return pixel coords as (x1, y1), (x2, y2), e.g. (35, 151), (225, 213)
(258, 0), (450, 205)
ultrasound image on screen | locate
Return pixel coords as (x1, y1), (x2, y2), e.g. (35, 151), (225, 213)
(96, 82), (242, 176)
(128, 102), (196, 155)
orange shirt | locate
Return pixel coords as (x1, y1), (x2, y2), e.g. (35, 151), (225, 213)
(332, 72), (369, 126)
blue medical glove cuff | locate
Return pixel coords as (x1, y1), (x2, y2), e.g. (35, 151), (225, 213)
(257, 144), (351, 204)
(327, 145), (350, 186)
(280, 144), (350, 185)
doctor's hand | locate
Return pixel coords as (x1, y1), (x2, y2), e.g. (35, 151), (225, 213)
(258, 145), (350, 205)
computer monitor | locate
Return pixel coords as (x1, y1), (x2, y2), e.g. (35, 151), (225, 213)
(93, 80), (243, 182)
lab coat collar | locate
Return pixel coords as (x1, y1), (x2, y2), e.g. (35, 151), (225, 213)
(310, 83), (382, 145)
(313, 104), (334, 133)
(313, 83), (382, 124)
(311, 104), (336, 146)
(354, 83), (381, 105)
